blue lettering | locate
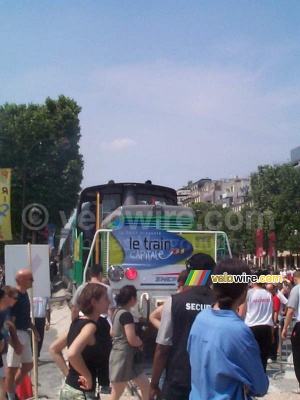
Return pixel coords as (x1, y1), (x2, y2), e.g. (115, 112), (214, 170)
(155, 276), (177, 283)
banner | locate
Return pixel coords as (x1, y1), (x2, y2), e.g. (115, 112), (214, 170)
(73, 236), (81, 262)
(0, 169), (12, 241)
(255, 229), (264, 258)
(112, 227), (194, 269)
(268, 231), (276, 257)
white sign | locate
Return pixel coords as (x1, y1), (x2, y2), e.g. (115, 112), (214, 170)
(5, 244), (51, 297)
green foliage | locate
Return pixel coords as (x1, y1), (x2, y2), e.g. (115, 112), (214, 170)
(226, 204), (257, 257)
(191, 202), (256, 257)
(251, 164), (300, 252)
(191, 202), (223, 231)
(0, 95), (84, 245)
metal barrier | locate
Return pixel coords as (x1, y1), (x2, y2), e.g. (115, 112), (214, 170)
(272, 318), (296, 379)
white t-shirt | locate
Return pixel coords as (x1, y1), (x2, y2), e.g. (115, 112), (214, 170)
(156, 297), (173, 346)
(287, 284), (300, 322)
(33, 297), (50, 318)
(244, 288), (273, 327)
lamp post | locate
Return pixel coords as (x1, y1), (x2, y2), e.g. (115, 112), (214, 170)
(21, 137), (70, 243)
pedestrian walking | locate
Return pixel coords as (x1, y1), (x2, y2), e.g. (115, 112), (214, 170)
(109, 285), (149, 400)
(32, 296), (51, 359)
(6, 270), (40, 400)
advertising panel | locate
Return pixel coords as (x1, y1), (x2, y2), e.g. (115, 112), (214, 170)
(0, 168), (12, 241)
(5, 244), (51, 297)
(108, 227), (216, 288)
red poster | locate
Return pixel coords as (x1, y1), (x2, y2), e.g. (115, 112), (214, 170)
(256, 229), (264, 257)
(268, 231), (276, 257)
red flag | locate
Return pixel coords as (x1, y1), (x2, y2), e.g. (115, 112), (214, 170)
(15, 374), (33, 400)
(268, 231), (276, 257)
(256, 229), (264, 257)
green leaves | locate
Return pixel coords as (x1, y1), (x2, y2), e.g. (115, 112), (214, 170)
(191, 202), (256, 257)
(0, 95), (83, 244)
(251, 164), (300, 253)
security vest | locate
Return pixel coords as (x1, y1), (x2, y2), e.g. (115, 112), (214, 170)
(166, 286), (214, 389)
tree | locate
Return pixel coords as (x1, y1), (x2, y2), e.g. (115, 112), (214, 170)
(191, 202), (224, 231)
(251, 164), (300, 265)
(0, 95), (83, 248)
(191, 202), (257, 258)
(224, 204), (257, 259)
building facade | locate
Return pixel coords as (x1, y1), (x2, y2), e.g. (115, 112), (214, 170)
(291, 146), (300, 170)
(178, 177), (251, 211)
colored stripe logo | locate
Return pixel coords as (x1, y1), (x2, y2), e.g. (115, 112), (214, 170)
(185, 270), (211, 286)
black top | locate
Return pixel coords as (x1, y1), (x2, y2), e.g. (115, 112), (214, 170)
(166, 286), (215, 389)
(119, 311), (134, 325)
(11, 291), (31, 330)
(0, 310), (6, 340)
(65, 318), (98, 392)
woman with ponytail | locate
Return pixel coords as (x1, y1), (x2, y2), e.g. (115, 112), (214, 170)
(109, 285), (149, 400)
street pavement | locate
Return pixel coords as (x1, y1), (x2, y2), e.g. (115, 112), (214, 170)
(34, 278), (300, 400)
(34, 280), (70, 399)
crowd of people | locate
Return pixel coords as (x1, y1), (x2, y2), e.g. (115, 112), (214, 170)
(0, 258), (299, 399)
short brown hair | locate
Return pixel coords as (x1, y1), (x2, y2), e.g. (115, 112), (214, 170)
(0, 285), (18, 300)
(293, 270), (300, 280)
(77, 283), (107, 315)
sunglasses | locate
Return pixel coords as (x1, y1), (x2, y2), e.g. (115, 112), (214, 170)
(8, 295), (18, 300)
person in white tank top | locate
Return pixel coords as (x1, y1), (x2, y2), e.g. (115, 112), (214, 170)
(239, 273), (274, 372)
(244, 286), (273, 327)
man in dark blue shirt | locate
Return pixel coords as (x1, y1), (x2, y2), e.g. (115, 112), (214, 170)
(6, 270), (39, 400)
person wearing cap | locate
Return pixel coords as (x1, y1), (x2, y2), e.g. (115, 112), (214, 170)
(188, 259), (269, 399)
(149, 253), (215, 400)
(6, 270), (40, 400)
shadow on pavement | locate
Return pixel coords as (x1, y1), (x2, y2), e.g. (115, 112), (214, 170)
(51, 277), (66, 294)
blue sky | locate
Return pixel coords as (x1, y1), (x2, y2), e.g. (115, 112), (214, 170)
(1, 1), (300, 190)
